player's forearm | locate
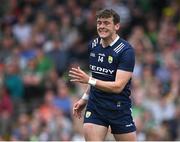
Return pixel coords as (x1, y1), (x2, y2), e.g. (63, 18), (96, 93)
(89, 70), (132, 94)
(89, 78), (125, 94)
(81, 85), (90, 101)
(96, 79), (125, 93)
(84, 85), (90, 94)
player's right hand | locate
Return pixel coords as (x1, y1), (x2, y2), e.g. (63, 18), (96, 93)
(73, 99), (87, 119)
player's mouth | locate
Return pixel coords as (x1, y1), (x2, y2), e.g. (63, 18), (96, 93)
(98, 29), (108, 34)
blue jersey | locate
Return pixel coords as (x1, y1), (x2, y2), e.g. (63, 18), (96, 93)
(87, 36), (135, 118)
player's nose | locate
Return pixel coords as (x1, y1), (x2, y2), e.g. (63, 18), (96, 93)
(99, 24), (105, 29)
(98, 22), (106, 28)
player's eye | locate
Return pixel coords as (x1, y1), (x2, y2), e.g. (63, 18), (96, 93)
(104, 21), (110, 25)
(97, 21), (102, 25)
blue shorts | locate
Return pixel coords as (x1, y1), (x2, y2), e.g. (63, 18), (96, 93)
(84, 106), (136, 134)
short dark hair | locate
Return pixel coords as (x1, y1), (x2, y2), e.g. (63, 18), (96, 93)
(96, 9), (120, 24)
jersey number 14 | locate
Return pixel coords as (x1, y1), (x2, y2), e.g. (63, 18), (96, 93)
(98, 56), (104, 62)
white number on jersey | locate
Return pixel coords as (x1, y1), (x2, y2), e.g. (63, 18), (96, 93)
(98, 56), (104, 62)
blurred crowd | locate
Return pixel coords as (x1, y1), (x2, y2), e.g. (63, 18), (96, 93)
(0, 0), (179, 141)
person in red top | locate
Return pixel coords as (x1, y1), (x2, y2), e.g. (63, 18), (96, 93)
(0, 88), (13, 115)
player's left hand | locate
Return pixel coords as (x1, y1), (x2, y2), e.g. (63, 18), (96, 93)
(69, 67), (89, 84)
(73, 98), (87, 119)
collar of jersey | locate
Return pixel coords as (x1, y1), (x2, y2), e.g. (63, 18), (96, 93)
(109, 35), (120, 46)
(99, 35), (120, 48)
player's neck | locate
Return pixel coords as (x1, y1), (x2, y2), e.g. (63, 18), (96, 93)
(101, 34), (119, 48)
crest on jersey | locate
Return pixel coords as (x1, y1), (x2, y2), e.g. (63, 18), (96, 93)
(108, 56), (113, 64)
(85, 111), (91, 118)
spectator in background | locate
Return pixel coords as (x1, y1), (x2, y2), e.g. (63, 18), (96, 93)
(0, 87), (13, 116)
(18, 40), (37, 70)
(0, 36), (15, 63)
(35, 48), (54, 77)
(38, 90), (56, 123)
(53, 79), (72, 119)
(43, 68), (59, 93)
(31, 12), (47, 48)
(12, 14), (32, 43)
(22, 57), (44, 111)
(11, 113), (30, 141)
(104, 0), (131, 26)
(38, 89), (73, 141)
(0, 87), (13, 139)
(44, 20), (60, 49)
(145, 18), (158, 47)
(4, 59), (25, 116)
(46, 37), (69, 76)
(60, 14), (79, 50)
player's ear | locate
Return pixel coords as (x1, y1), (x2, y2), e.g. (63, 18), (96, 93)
(115, 23), (120, 31)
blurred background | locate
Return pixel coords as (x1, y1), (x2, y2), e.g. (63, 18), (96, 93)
(0, 0), (179, 141)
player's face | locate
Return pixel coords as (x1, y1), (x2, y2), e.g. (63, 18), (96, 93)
(97, 17), (119, 39)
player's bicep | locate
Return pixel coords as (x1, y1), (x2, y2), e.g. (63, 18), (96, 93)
(117, 48), (135, 72)
(115, 48), (135, 91)
(115, 70), (132, 88)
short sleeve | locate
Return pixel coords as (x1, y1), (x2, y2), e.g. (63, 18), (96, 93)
(87, 41), (92, 54)
(117, 48), (135, 72)
(88, 37), (99, 53)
